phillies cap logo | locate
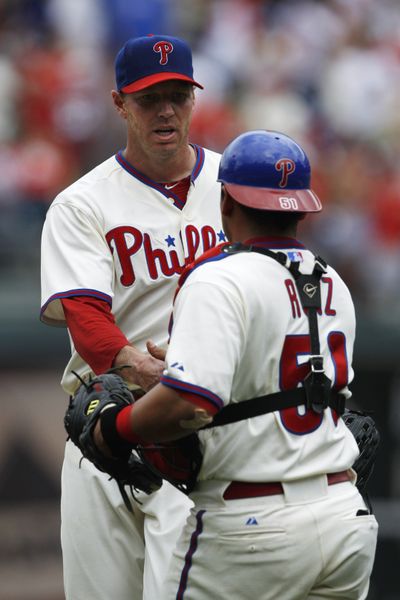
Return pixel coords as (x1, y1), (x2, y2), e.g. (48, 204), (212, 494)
(153, 40), (174, 65)
(276, 158), (296, 187)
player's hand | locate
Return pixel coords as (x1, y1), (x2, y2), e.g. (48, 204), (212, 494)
(113, 342), (165, 392)
(146, 339), (166, 361)
(93, 418), (113, 457)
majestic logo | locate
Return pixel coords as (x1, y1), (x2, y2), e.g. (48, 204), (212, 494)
(153, 41), (174, 65)
(171, 361), (185, 372)
(275, 158), (296, 187)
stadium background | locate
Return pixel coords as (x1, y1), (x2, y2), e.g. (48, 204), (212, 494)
(0, 0), (399, 598)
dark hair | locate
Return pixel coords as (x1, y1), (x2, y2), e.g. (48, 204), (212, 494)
(237, 203), (305, 232)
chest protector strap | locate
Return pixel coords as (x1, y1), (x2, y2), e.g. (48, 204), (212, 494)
(204, 242), (345, 430)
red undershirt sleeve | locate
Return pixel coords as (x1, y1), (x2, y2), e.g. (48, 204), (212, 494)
(116, 405), (144, 444)
(62, 296), (130, 374)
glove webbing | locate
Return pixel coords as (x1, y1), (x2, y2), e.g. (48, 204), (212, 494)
(204, 243), (345, 430)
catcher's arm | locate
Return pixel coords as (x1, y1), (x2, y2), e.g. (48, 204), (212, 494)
(93, 383), (212, 496)
(94, 383), (213, 452)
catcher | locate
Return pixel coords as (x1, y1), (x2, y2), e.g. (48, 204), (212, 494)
(66, 130), (379, 600)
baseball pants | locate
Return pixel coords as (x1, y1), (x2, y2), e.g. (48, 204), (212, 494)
(61, 440), (192, 600)
(163, 475), (378, 599)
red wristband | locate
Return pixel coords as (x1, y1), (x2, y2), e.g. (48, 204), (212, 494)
(116, 405), (144, 445)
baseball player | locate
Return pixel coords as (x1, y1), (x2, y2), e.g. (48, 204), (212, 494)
(40, 34), (224, 600)
(92, 130), (378, 599)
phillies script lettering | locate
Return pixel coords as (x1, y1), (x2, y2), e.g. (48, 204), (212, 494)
(106, 224), (217, 286)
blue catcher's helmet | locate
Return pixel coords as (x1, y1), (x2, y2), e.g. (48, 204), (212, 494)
(218, 130), (322, 212)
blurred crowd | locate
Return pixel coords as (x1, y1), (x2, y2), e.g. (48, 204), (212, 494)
(1, 0), (400, 322)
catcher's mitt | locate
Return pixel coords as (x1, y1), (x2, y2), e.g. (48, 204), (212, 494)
(64, 372), (162, 511)
(137, 432), (203, 495)
(342, 409), (380, 493)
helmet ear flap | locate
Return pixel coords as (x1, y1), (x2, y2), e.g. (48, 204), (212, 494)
(218, 130), (322, 213)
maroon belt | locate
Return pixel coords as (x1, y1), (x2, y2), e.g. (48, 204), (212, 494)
(223, 470), (351, 500)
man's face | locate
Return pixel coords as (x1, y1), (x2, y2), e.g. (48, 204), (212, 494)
(120, 80), (195, 160)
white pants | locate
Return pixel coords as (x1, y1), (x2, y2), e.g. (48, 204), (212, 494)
(61, 440), (193, 600)
(164, 476), (378, 600)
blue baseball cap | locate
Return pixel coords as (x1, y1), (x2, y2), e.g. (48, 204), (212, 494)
(218, 130), (322, 212)
(115, 34), (203, 94)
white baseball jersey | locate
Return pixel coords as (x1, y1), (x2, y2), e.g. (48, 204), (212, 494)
(160, 239), (378, 600)
(41, 146), (224, 395)
(41, 146), (224, 600)
(162, 239), (360, 481)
